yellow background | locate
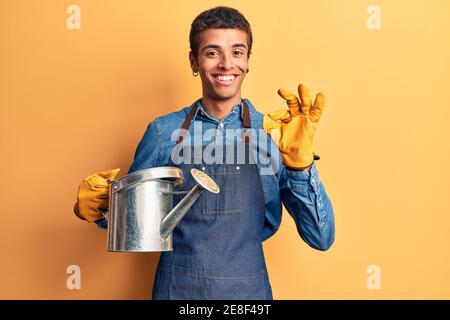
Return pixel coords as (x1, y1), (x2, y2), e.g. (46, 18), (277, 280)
(1, 0), (449, 299)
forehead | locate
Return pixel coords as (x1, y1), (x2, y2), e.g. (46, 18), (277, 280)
(198, 28), (248, 48)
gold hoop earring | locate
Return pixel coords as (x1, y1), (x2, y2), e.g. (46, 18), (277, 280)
(192, 71), (199, 77)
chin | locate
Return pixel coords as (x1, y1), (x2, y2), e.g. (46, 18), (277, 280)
(213, 93), (239, 101)
(212, 88), (240, 100)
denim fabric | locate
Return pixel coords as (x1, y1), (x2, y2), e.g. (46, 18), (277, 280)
(125, 98), (335, 250)
(152, 140), (272, 300)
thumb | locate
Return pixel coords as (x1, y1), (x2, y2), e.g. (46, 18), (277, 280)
(262, 115), (282, 146)
(263, 114), (281, 133)
(267, 109), (292, 123)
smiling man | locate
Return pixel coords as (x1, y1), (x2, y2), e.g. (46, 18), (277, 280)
(74, 6), (335, 300)
(191, 27), (249, 119)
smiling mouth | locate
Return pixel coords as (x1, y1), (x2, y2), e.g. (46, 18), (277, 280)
(212, 74), (238, 85)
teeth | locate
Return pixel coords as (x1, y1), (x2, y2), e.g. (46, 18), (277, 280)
(214, 75), (235, 81)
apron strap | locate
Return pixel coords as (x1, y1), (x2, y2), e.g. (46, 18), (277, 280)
(177, 104), (198, 145)
(176, 100), (252, 145)
(242, 101), (251, 144)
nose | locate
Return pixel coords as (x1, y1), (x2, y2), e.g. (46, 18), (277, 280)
(217, 52), (233, 70)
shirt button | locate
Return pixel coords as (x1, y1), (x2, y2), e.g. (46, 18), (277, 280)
(219, 123), (224, 128)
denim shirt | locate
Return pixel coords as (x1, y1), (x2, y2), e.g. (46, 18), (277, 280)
(125, 98), (335, 251)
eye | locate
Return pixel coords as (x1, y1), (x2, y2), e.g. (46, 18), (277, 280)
(207, 51), (219, 57)
(234, 50), (244, 56)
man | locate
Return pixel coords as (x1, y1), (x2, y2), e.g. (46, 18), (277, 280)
(74, 6), (335, 300)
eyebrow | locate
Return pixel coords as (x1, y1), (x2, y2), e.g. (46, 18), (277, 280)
(201, 43), (248, 52)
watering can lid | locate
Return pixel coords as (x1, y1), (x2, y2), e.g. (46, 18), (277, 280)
(190, 168), (220, 194)
(111, 166), (184, 193)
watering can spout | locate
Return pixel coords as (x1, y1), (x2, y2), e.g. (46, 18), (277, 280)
(160, 168), (220, 239)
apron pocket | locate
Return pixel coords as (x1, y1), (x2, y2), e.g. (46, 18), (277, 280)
(205, 273), (269, 300)
(202, 164), (242, 215)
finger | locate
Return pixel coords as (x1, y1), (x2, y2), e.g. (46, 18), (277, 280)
(98, 199), (110, 210)
(310, 92), (326, 122)
(73, 202), (87, 220)
(262, 116), (282, 146)
(278, 89), (301, 116)
(97, 192), (110, 199)
(85, 175), (112, 190)
(263, 114), (281, 132)
(96, 168), (121, 181)
(267, 109), (292, 123)
(298, 83), (312, 114)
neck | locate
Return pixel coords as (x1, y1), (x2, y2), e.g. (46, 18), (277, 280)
(201, 95), (242, 120)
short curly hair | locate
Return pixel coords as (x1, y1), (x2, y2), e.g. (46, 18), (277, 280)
(189, 6), (253, 59)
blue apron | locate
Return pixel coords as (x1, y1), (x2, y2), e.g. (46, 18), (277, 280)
(152, 102), (273, 300)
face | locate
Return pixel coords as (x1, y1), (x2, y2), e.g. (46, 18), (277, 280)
(190, 28), (249, 102)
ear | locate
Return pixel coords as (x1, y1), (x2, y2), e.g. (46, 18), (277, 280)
(189, 51), (198, 72)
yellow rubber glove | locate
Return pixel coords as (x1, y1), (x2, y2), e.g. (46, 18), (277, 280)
(263, 83), (325, 169)
(73, 168), (120, 222)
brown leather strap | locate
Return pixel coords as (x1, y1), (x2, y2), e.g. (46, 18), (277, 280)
(242, 101), (251, 128)
(177, 104), (198, 144)
(242, 101), (251, 144)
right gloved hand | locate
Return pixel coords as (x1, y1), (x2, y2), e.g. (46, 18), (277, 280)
(73, 168), (120, 222)
(262, 83), (325, 169)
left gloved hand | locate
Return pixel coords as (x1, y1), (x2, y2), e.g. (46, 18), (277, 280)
(73, 168), (120, 222)
(263, 83), (325, 169)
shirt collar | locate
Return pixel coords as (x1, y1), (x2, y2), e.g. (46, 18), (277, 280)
(189, 98), (255, 123)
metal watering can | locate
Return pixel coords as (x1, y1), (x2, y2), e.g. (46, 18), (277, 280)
(101, 167), (220, 252)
